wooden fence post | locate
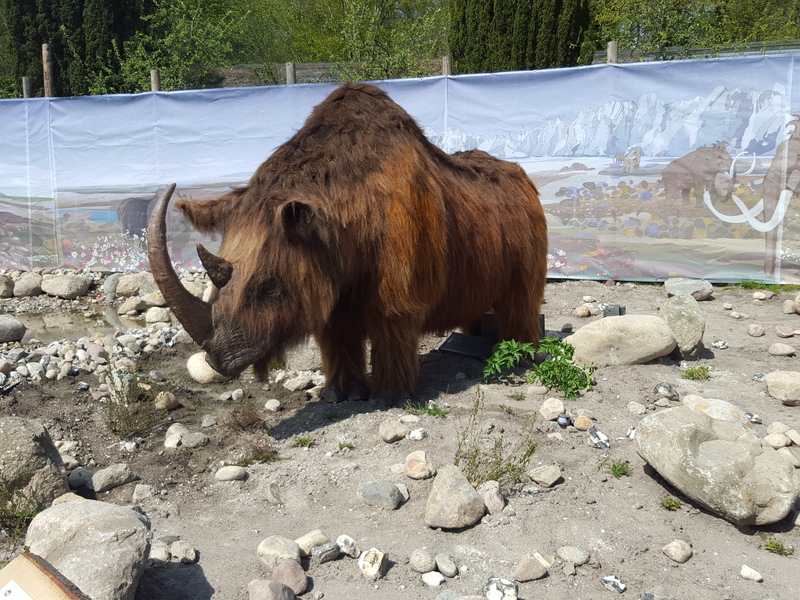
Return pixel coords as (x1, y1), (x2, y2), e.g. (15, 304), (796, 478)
(22, 77), (32, 98)
(285, 62), (296, 84)
(42, 44), (54, 97)
(150, 69), (161, 91)
(442, 56), (451, 76)
(607, 41), (618, 64)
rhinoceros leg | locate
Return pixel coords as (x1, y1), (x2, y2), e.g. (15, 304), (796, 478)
(369, 317), (420, 406)
(316, 320), (370, 402)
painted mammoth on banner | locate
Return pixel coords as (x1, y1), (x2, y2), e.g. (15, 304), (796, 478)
(662, 141), (733, 207)
(148, 83), (548, 404)
(705, 117), (800, 278)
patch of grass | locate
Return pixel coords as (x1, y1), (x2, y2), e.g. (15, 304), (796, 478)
(500, 404), (514, 415)
(405, 400), (450, 418)
(104, 368), (166, 437)
(660, 496), (682, 511)
(338, 441), (355, 450)
(737, 279), (800, 293)
(294, 436), (315, 448)
(0, 475), (39, 567)
(234, 439), (280, 466)
(682, 365), (711, 380)
(601, 459), (631, 479)
(764, 538), (794, 556)
(506, 391), (526, 401)
(454, 387), (538, 488)
(324, 411), (340, 421)
(225, 402), (266, 431)
(525, 337), (597, 400)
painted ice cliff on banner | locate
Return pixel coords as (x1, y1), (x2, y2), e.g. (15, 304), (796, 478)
(1, 54), (799, 282)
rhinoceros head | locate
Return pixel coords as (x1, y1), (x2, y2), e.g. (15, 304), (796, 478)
(147, 184), (338, 380)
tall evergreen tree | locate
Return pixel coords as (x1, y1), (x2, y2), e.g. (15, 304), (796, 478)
(449, 0), (590, 74)
(5, 0), (146, 96)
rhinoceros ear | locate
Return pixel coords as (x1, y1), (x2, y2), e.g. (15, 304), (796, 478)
(281, 201), (317, 242)
(176, 189), (243, 234)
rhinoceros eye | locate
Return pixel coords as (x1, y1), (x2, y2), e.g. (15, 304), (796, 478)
(245, 278), (281, 304)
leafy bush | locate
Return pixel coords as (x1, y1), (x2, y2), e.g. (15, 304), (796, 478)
(484, 338), (596, 400)
(527, 337), (596, 400)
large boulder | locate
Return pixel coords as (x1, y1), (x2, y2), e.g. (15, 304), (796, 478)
(636, 406), (799, 526)
(0, 417), (69, 510)
(664, 277), (713, 300)
(0, 314), (26, 343)
(41, 274), (92, 299)
(26, 499), (151, 600)
(0, 274), (13, 297)
(13, 271), (42, 297)
(566, 315), (677, 367)
(764, 371), (800, 406)
(661, 294), (705, 360)
(424, 465), (485, 529)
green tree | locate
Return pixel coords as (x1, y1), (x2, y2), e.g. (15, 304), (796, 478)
(593, 0), (800, 59)
(4, 0), (147, 96)
(118, 0), (239, 92)
(450, 0), (590, 74)
(286, 0), (448, 80)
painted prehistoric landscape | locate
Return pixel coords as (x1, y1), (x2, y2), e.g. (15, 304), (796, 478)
(0, 72), (799, 600)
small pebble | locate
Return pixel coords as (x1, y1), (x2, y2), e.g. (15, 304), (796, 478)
(740, 564), (763, 582)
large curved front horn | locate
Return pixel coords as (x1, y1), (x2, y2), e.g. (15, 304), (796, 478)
(147, 184), (213, 345)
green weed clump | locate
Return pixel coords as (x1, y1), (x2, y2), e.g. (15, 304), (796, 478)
(764, 538), (794, 556)
(454, 388), (538, 488)
(104, 368), (166, 437)
(405, 400), (450, 418)
(484, 338), (596, 400)
(602, 459), (631, 479)
(0, 475), (39, 567)
(660, 496), (682, 511)
(682, 365), (711, 381)
(294, 436), (315, 448)
(737, 279), (800, 293)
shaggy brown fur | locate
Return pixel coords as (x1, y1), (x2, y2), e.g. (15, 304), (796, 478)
(160, 82), (547, 401)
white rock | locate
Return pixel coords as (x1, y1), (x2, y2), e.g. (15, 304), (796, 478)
(215, 465), (247, 481)
(186, 352), (229, 384)
(539, 397), (564, 421)
(358, 548), (388, 580)
(567, 315), (677, 366)
(662, 539), (692, 563)
(421, 571), (445, 586)
(556, 545), (589, 565)
(378, 419), (408, 443)
(740, 564), (763, 582)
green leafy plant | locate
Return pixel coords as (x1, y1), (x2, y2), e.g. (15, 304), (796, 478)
(338, 441), (355, 450)
(294, 436), (315, 448)
(682, 365), (711, 380)
(454, 387), (538, 488)
(526, 338), (597, 400)
(764, 538), (794, 556)
(324, 411), (341, 421)
(104, 368), (166, 437)
(660, 496), (682, 511)
(0, 475), (39, 567)
(602, 460), (631, 479)
(483, 340), (537, 382)
(506, 391), (526, 401)
(405, 400), (450, 418)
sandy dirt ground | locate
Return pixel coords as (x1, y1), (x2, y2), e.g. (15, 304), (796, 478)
(2, 278), (800, 600)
